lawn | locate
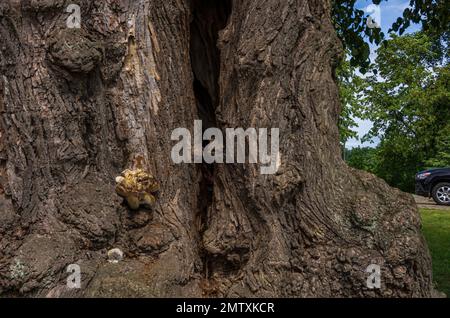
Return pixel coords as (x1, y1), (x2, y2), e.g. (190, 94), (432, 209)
(420, 208), (450, 297)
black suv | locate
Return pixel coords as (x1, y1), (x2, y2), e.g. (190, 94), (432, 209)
(415, 168), (450, 205)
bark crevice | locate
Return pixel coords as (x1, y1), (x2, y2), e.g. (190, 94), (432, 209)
(189, 0), (232, 282)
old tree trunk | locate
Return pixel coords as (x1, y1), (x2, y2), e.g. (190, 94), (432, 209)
(0, 0), (436, 297)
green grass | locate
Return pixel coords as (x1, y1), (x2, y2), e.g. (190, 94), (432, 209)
(420, 208), (450, 297)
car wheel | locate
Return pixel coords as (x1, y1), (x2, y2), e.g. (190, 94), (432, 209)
(432, 182), (450, 206)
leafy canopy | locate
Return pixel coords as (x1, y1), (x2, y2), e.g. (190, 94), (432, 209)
(341, 31), (449, 192)
(333, 0), (449, 70)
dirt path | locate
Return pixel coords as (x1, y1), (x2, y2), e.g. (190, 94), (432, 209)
(414, 195), (450, 211)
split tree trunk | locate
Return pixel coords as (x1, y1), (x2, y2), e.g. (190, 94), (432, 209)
(0, 0), (435, 297)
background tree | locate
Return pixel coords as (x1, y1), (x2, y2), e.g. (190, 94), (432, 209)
(425, 125), (450, 167)
(345, 147), (378, 172)
(332, 0), (449, 71)
(337, 59), (366, 145)
(349, 32), (450, 192)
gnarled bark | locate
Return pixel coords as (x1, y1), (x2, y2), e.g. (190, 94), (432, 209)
(0, 0), (435, 297)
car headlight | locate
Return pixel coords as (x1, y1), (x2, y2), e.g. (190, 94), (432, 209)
(417, 172), (431, 180)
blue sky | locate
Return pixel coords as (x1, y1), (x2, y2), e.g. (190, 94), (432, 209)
(346, 0), (421, 148)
